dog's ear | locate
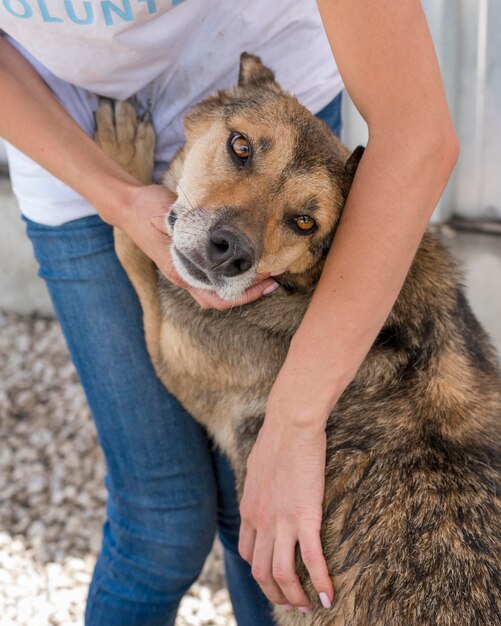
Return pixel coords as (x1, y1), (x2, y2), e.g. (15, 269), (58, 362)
(239, 52), (279, 89)
(343, 146), (365, 198)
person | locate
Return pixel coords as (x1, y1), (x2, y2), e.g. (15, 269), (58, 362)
(0, 1), (458, 624)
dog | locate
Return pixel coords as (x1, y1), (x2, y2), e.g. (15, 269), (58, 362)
(94, 53), (501, 625)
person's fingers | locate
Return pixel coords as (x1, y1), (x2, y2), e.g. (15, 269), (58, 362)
(195, 279), (278, 310)
(190, 290), (233, 310)
(298, 528), (333, 610)
(147, 234), (186, 288)
(272, 528), (312, 611)
(187, 278), (279, 311)
(163, 268), (187, 290)
(251, 533), (289, 606)
(238, 520), (256, 565)
(150, 213), (170, 234)
(231, 279), (279, 306)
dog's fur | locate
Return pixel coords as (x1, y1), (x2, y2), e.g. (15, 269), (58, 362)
(95, 54), (501, 625)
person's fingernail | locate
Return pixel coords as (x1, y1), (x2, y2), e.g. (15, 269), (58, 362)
(263, 282), (279, 295)
(319, 592), (332, 609)
(281, 604), (294, 612)
(299, 606), (313, 614)
(270, 269), (286, 276)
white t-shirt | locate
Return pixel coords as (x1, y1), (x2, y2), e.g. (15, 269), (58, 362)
(1, 0), (343, 226)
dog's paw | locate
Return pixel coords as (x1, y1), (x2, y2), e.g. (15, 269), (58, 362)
(94, 98), (155, 184)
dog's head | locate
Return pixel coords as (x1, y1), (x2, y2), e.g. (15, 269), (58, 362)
(165, 52), (364, 300)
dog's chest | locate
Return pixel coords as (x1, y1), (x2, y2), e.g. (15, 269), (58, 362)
(155, 285), (286, 452)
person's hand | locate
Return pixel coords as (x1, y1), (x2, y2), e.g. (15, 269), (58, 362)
(238, 360), (335, 613)
(116, 184), (278, 310)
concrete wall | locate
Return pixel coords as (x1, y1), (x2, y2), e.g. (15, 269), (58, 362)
(0, 177), (53, 315)
(342, 0), (501, 222)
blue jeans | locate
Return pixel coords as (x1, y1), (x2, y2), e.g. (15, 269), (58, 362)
(24, 93), (342, 626)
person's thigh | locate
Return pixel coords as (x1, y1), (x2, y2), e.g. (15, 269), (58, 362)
(213, 449), (276, 625)
(25, 215), (218, 626)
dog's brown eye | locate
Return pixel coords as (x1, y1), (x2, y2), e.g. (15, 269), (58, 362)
(230, 133), (250, 161)
(293, 215), (316, 233)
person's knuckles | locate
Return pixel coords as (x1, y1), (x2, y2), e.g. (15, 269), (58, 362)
(239, 505), (253, 526)
(251, 563), (271, 586)
(264, 589), (289, 606)
(300, 545), (324, 569)
(252, 572), (288, 605)
(272, 563), (309, 603)
(290, 505), (322, 525)
(238, 544), (253, 563)
(242, 498), (265, 522)
(280, 584), (310, 608)
(253, 513), (274, 532)
(272, 564), (296, 587)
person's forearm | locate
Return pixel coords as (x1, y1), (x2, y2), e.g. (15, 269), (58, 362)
(0, 38), (140, 222)
(271, 0), (459, 424)
(0, 39), (279, 307)
(284, 133), (458, 421)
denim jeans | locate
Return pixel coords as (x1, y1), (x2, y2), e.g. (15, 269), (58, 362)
(24, 92), (342, 626)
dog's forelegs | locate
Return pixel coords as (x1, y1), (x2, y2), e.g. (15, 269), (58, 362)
(94, 98), (155, 185)
(94, 99), (163, 368)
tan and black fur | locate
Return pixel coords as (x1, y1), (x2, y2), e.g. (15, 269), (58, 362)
(95, 54), (501, 625)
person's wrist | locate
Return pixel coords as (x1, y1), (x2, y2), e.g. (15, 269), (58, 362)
(91, 176), (143, 228)
(268, 339), (353, 430)
(265, 397), (330, 434)
(266, 368), (336, 432)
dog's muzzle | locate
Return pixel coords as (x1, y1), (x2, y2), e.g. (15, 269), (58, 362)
(206, 227), (254, 278)
(169, 206), (258, 298)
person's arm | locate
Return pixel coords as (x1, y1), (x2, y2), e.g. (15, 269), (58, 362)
(239, 0), (459, 612)
(0, 38), (276, 308)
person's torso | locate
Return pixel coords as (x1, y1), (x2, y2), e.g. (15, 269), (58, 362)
(1, 0), (343, 225)
(0, 0), (340, 102)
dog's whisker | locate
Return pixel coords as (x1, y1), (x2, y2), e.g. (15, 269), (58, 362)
(175, 181), (200, 214)
(162, 171), (200, 214)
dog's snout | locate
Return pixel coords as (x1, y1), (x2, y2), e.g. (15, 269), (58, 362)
(207, 227), (254, 277)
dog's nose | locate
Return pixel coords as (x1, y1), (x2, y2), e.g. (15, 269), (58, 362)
(207, 227), (254, 277)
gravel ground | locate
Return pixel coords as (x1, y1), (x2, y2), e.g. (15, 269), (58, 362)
(0, 310), (235, 626)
